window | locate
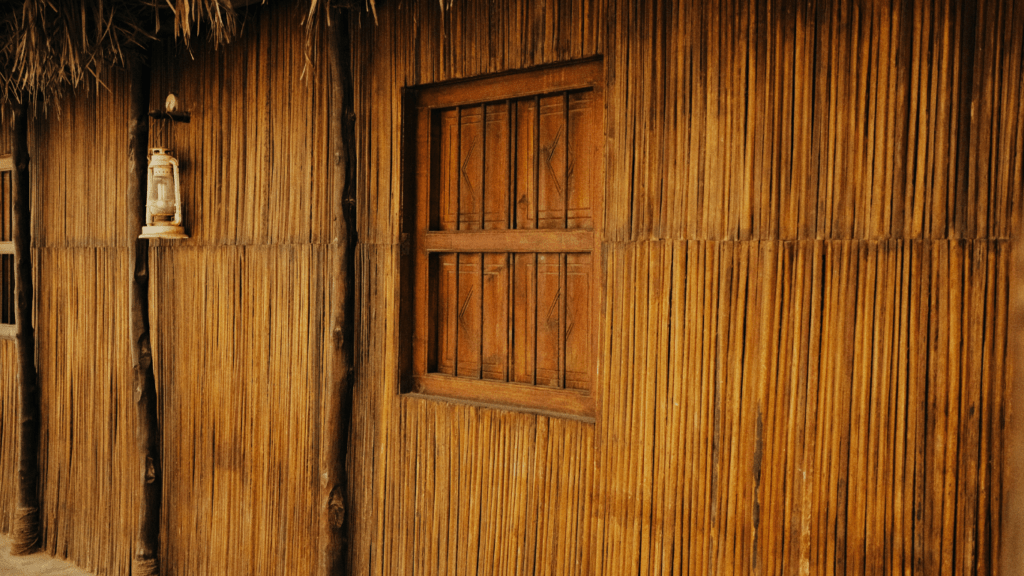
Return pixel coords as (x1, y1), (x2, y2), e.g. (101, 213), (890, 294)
(401, 60), (603, 420)
(0, 155), (13, 339)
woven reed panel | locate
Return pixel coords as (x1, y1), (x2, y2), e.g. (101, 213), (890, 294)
(152, 244), (330, 575)
(0, 343), (17, 534)
(34, 247), (138, 575)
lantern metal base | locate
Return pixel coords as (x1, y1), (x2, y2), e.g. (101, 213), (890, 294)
(139, 225), (188, 239)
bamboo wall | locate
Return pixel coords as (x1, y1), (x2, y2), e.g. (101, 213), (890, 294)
(0, 117), (17, 536)
(146, 2), (338, 574)
(20, 72), (141, 574)
(0, 0), (1020, 574)
(0, 2), (339, 575)
(350, 0), (1023, 574)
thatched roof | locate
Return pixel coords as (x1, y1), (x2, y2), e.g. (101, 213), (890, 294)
(0, 0), (373, 108)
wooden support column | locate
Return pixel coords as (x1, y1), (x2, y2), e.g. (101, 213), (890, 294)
(10, 99), (41, 556)
(320, 10), (358, 575)
(126, 59), (162, 576)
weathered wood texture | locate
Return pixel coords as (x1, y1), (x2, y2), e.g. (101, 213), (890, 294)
(320, 12), (358, 575)
(127, 60), (162, 576)
(349, 0), (1023, 574)
(11, 100), (42, 556)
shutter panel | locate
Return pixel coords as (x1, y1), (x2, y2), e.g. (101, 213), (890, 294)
(406, 60), (602, 419)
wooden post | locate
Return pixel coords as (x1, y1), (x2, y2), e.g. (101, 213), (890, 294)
(320, 10), (358, 575)
(10, 99), (41, 556)
(127, 58), (162, 576)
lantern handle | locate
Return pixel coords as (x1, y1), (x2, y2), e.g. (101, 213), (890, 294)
(170, 157), (182, 227)
(145, 163), (154, 226)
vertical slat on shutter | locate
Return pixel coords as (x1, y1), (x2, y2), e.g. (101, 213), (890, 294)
(483, 102), (512, 381)
(567, 90), (597, 230)
(484, 102), (510, 231)
(538, 95), (567, 230)
(565, 253), (592, 389)
(483, 253), (509, 380)
(440, 110), (460, 232)
(437, 253), (458, 375)
(514, 99), (537, 230)
(512, 253), (536, 384)
(459, 106), (484, 231)
(457, 254), (483, 377)
(536, 253), (561, 386)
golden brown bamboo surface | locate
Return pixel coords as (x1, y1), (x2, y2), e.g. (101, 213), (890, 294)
(0, 344), (17, 534)
(0, 2), (340, 574)
(349, 0), (1021, 574)
(145, 4), (342, 575)
(152, 244), (329, 576)
(0, 70), (145, 574)
(34, 248), (138, 575)
(31, 73), (132, 249)
(354, 0), (1024, 245)
(0, 113), (13, 536)
(148, 2), (333, 247)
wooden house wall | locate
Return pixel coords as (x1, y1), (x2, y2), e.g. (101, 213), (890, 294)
(349, 0), (1023, 574)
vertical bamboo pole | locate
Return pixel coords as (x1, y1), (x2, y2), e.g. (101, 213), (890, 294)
(127, 58), (162, 576)
(1004, 235), (1024, 576)
(320, 9), (358, 575)
(10, 98), (41, 556)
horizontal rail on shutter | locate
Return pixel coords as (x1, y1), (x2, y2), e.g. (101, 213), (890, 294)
(0, 157), (11, 171)
(423, 230), (592, 253)
(0, 243), (12, 255)
(0, 325), (13, 339)
(414, 59), (602, 109)
(411, 373), (596, 421)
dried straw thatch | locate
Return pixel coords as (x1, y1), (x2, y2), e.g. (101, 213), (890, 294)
(0, 0), (376, 108)
(0, 0), (239, 106)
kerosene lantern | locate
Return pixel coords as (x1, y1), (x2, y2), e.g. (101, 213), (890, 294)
(139, 148), (187, 239)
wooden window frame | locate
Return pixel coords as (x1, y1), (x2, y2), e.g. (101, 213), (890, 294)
(0, 155), (14, 339)
(400, 60), (604, 422)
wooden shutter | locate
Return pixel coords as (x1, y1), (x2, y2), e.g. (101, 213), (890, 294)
(404, 60), (603, 420)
